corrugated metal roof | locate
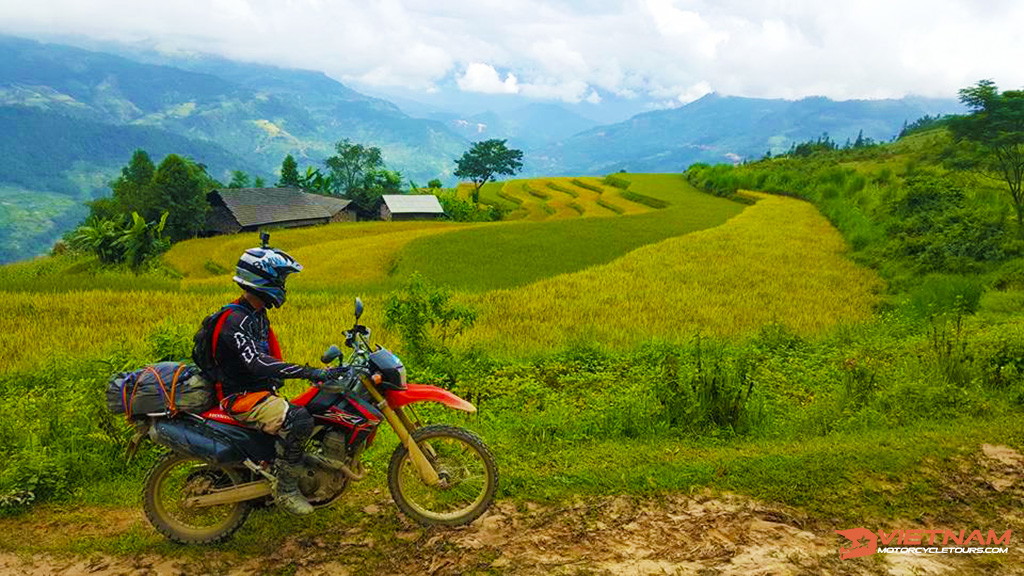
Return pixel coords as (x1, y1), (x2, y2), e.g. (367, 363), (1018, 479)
(382, 194), (445, 214)
(213, 188), (333, 227)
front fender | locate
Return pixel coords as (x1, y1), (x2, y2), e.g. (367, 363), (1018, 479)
(384, 384), (477, 413)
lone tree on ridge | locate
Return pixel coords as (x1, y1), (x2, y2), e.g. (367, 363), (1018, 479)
(453, 139), (524, 205)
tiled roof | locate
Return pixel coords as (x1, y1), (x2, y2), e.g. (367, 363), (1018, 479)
(212, 188), (339, 226)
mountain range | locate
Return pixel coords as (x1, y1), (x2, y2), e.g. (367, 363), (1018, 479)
(0, 34), (963, 263)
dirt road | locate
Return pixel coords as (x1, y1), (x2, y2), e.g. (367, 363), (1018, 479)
(1, 444), (1022, 575)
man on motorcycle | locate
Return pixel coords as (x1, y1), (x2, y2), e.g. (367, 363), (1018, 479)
(192, 246), (341, 516)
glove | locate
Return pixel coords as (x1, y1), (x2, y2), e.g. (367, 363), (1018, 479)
(306, 366), (348, 382)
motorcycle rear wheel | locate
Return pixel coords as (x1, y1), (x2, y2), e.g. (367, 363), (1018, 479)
(388, 425), (498, 526)
(143, 452), (251, 544)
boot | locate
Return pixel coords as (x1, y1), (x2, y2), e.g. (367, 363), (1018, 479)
(274, 461), (314, 516)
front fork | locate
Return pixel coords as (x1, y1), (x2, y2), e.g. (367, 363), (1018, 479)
(363, 377), (441, 486)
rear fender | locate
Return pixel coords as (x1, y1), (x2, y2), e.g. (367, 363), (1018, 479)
(384, 384), (476, 413)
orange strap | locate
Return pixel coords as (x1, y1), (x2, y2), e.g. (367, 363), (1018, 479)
(167, 363), (187, 414)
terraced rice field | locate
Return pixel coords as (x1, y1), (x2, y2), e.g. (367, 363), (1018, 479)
(474, 177), (654, 220)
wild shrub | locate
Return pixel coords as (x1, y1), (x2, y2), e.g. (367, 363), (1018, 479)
(644, 338), (759, 434)
(602, 174), (632, 190)
(905, 275), (984, 318)
(148, 320), (195, 362)
(68, 212), (170, 270)
(436, 193), (503, 222)
(383, 274), (477, 376)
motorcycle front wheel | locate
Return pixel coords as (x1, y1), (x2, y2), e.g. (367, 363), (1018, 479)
(143, 452), (251, 544)
(387, 424), (498, 526)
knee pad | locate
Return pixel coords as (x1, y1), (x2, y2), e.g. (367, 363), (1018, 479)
(282, 404), (313, 440)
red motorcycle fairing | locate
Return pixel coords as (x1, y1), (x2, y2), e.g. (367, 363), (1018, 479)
(384, 384), (477, 413)
(290, 386), (319, 407)
(199, 407), (249, 428)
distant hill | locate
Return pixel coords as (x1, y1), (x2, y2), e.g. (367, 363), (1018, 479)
(0, 106), (253, 195)
(0, 35), (474, 261)
(541, 93), (965, 175)
(433, 103), (598, 151)
(0, 35), (469, 183)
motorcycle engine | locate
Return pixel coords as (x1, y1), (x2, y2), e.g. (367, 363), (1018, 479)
(298, 431), (350, 506)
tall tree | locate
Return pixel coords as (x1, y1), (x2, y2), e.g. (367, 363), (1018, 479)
(324, 139), (384, 195)
(110, 149), (157, 219)
(278, 154), (300, 187)
(150, 154), (210, 241)
(453, 139), (523, 204)
(948, 80), (1024, 233)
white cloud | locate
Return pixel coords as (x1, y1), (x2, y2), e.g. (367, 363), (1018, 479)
(457, 63), (520, 94)
(0, 0), (1022, 105)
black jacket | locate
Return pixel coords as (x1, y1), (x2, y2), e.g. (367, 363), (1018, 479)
(211, 299), (316, 396)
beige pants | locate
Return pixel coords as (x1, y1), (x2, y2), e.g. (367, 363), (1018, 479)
(221, 391), (290, 435)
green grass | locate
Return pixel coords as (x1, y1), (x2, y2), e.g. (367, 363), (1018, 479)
(489, 416), (1024, 523)
(391, 174), (746, 292)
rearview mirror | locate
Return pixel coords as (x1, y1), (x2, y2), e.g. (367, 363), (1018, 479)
(354, 297), (364, 320)
(321, 345), (342, 364)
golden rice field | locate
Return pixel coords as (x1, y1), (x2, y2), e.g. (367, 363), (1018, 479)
(0, 289), (395, 374)
(0, 177), (883, 373)
(166, 220), (472, 290)
(462, 192), (883, 357)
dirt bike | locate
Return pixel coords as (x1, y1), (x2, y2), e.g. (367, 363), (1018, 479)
(136, 298), (498, 544)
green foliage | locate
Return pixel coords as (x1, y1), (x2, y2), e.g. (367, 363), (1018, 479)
(347, 168), (402, 219)
(602, 174), (631, 190)
(227, 170), (251, 188)
(296, 167), (334, 194)
(570, 178), (603, 193)
(948, 80), (1024, 231)
(435, 192), (503, 222)
(453, 139), (524, 204)
(427, 179), (443, 189)
(321, 139), (403, 218)
(68, 212), (170, 270)
(324, 139), (385, 195)
(149, 154), (211, 241)
(904, 275), (985, 319)
(382, 274), (477, 366)
(899, 114), (951, 138)
(85, 151), (214, 245)
(277, 154), (300, 187)
(683, 145), (1016, 282)
(620, 190), (670, 209)
(109, 150), (157, 219)
(886, 173), (1008, 273)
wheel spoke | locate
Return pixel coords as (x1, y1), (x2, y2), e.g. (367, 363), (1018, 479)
(388, 426), (497, 526)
